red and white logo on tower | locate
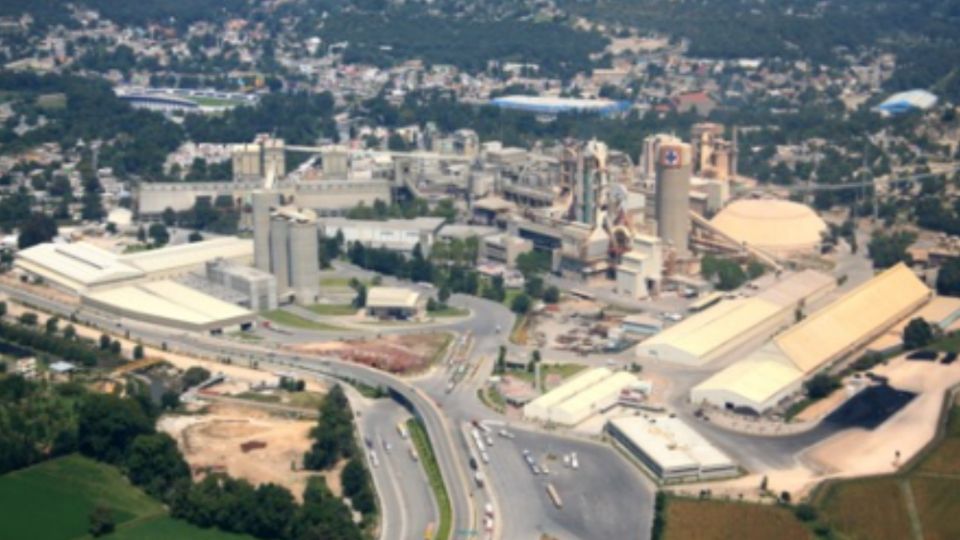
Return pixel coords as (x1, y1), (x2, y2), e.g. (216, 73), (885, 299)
(660, 146), (682, 168)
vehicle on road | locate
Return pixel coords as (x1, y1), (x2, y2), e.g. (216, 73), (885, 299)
(370, 450), (379, 468)
(571, 452), (579, 470)
(382, 438), (391, 452)
(546, 483), (563, 508)
(409, 444), (419, 462)
(397, 423), (409, 439)
(474, 471), (485, 487)
(484, 503), (494, 517)
(480, 451), (490, 464)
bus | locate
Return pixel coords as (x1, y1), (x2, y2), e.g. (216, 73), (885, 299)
(546, 483), (563, 508)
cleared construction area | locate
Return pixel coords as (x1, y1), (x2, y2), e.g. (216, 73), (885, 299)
(636, 270), (835, 366)
(523, 367), (640, 426)
(691, 263), (932, 414)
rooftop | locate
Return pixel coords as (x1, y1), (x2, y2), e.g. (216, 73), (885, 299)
(366, 286), (423, 309)
(608, 414), (736, 472)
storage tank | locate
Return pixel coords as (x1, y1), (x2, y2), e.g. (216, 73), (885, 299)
(655, 142), (692, 256)
(252, 191), (279, 272)
(288, 219), (320, 304)
(269, 217), (290, 294)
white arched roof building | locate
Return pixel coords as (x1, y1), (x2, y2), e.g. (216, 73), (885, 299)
(710, 199), (827, 257)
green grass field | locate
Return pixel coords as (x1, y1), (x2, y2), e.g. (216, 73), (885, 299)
(261, 309), (345, 331)
(0, 455), (164, 539)
(428, 306), (470, 318)
(108, 517), (256, 540)
(407, 419), (450, 540)
(306, 303), (359, 316)
(0, 455), (256, 540)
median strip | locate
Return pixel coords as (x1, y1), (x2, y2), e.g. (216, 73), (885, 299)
(407, 418), (452, 540)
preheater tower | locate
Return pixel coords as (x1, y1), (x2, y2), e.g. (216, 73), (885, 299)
(252, 190), (280, 273)
(655, 142), (693, 256)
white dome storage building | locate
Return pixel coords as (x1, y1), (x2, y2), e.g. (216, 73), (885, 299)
(710, 199), (827, 257)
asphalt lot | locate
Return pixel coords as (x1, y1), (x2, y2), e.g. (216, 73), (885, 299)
(480, 427), (654, 540)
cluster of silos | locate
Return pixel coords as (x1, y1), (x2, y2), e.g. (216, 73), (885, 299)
(253, 190), (320, 305)
(654, 141), (693, 257)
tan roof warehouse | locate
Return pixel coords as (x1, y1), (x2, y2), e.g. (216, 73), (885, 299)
(691, 263), (932, 413)
(636, 270), (835, 366)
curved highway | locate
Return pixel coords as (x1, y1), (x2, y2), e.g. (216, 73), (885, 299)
(0, 284), (475, 539)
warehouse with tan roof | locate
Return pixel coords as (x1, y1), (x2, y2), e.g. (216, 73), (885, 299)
(691, 264), (931, 413)
(636, 270), (835, 366)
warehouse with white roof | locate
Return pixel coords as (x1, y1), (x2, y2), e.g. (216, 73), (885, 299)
(82, 280), (255, 334)
(15, 242), (144, 294)
(691, 263), (931, 413)
(606, 414), (738, 482)
(524, 367), (639, 426)
(365, 286), (427, 320)
(636, 270), (835, 366)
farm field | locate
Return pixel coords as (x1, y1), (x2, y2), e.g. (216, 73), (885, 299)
(814, 404), (960, 540)
(817, 478), (911, 540)
(261, 309), (344, 331)
(662, 498), (811, 540)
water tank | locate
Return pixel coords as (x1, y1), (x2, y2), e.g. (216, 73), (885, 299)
(655, 142), (692, 256)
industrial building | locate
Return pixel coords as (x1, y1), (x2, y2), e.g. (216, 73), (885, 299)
(479, 234), (533, 268)
(317, 217), (445, 254)
(691, 264), (931, 413)
(523, 368), (640, 426)
(872, 89), (938, 116)
(616, 235), (663, 299)
(655, 141), (693, 256)
(16, 242), (145, 294)
(709, 199), (827, 257)
(365, 287), (426, 320)
(232, 136), (286, 183)
(636, 270), (836, 366)
(867, 296), (960, 354)
(489, 95), (630, 116)
(606, 414), (738, 482)
(81, 280), (255, 334)
(257, 205), (321, 305)
(205, 259), (278, 311)
(15, 238), (254, 295)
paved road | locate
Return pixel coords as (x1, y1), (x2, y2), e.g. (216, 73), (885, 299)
(361, 399), (438, 540)
(0, 284), (474, 540)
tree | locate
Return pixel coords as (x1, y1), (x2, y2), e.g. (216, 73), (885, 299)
(250, 483), (297, 539)
(133, 344), (144, 360)
(804, 373), (840, 400)
(936, 258), (960, 296)
(794, 503), (818, 522)
(182, 366), (211, 389)
(160, 390), (180, 411)
(511, 292), (532, 314)
(45, 316), (59, 334)
(77, 393), (154, 463)
(88, 506), (115, 537)
(524, 275), (544, 299)
(63, 324), (76, 340)
(188, 231), (204, 243)
(17, 212), (58, 249)
(99, 334), (111, 350)
(148, 223), (169, 246)
(18, 312), (38, 326)
(903, 317), (934, 350)
(495, 345), (507, 374)
(124, 433), (190, 501)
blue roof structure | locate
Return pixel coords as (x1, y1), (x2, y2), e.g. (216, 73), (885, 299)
(873, 89), (938, 116)
(490, 95), (631, 116)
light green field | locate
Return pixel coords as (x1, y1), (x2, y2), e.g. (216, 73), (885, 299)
(261, 309), (345, 331)
(306, 303), (358, 316)
(190, 96), (244, 107)
(429, 306), (469, 318)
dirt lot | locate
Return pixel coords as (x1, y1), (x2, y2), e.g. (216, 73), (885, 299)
(662, 498), (811, 540)
(159, 402), (339, 500)
(290, 332), (451, 374)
